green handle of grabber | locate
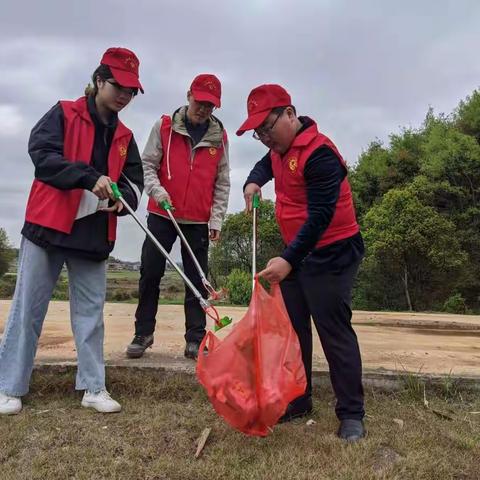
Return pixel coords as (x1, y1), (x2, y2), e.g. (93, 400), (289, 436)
(161, 200), (173, 211)
(111, 182), (121, 200)
(253, 193), (260, 209)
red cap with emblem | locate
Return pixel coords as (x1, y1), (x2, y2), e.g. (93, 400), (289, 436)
(100, 47), (144, 93)
(190, 74), (222, 108)
(236, 84), (291, 136)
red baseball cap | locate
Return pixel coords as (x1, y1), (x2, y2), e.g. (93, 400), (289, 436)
(100, 47), (144, 93)
(190, 74), (222, 108)
(236, 84), (292, 136)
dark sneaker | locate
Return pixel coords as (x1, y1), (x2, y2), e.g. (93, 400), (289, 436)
(184, 341), (201, 360)
(337, 419), (365, 442)
(279, 395), (313, 423)
(126, 334), (154, 359)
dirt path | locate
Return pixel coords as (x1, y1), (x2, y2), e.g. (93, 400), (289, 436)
(1, 301), (479, 376)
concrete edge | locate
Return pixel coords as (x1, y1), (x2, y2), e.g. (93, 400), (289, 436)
(32, 361), (480, 393)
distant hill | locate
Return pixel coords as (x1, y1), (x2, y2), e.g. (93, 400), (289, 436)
(8, 251), (181, 273)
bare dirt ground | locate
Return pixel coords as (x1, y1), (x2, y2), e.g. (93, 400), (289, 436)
(1, 300), (479, 376)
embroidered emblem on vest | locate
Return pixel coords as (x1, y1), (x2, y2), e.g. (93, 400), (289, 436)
(119, 145), (128, 158)
(288, 156), (298, 172)
(209, 147), (217, 156)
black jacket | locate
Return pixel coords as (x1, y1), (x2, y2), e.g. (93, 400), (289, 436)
(22, 95), (144, 261)
(245, 117), (364, 270)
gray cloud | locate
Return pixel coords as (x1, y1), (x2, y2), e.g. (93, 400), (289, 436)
(1, 0), (479, 260)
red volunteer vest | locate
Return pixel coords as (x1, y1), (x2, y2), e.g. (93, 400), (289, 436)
(147, 115), (226, 221)
(271, 121), (359, 249)
(25, 96), (132, 241)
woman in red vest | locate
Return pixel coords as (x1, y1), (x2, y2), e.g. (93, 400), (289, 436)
(126, 74), (230, 361)
(238, 84), (365, 442)
(0, 48), (144, 415)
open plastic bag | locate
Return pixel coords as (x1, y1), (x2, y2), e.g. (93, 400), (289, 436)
(196, 278), (307, 436)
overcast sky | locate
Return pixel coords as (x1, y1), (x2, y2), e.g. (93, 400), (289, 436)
(1, 0), (479, 261)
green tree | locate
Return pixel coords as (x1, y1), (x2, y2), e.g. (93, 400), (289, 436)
(455, 89), (480, 143)
(0, 228), (14, 279)
(350, 129), (424, 222)
(351, 94), (480, 312)
(350, 140), (390, 221)
(419, 118), (480, 309)
(362, 187), (467, 311)
(209, 200), (283, 287)
(225, 269), (252, 305)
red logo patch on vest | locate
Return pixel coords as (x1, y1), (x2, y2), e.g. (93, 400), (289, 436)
(209, 147), (217, 156)
(119, 145), (128, 158)
(288, 157), (298, 172)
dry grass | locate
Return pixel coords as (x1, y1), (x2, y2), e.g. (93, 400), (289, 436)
(0, 368), (479, 480)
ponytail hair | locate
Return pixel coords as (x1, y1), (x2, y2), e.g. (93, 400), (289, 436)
(84, 64), (113, 97)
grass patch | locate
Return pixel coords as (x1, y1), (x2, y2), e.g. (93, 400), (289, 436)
(106, 271), (141, 280)
(0, 369), (479, 479)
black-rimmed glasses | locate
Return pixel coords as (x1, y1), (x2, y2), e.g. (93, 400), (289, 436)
(253, 109), (285, 140)
(106, 80), (138, 97)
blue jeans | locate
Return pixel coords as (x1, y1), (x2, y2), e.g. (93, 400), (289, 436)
(0, 237), (107, 396)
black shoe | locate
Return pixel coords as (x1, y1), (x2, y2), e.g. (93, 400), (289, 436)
(126, 334), (154, 359)
(279, 395), (313, 423)
(184, 341), (202, 360)
(337, 419), (365, 442)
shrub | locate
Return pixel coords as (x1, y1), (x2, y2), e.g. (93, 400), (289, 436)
(0, 275), (16, 299)
(226, 269), (251, 305)
(443, 293), (469, 314)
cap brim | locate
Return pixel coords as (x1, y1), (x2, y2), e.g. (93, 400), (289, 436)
(191, 91), (221, 108)
(110, 67), (144, 94)
(235, 110), (271, 136)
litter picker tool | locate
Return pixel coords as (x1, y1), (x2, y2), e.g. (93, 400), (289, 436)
(110, 183), (232, 331)
(252, 193), (260, 291)
(160, 200), (225, 301)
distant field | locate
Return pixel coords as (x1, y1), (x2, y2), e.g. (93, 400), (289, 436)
(0, 269), (185, 303)
(106, 270), (141, 279)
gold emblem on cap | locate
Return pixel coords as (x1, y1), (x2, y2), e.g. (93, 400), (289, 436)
(119, 145), (128, 158)
(209, 147), (217, 156)
(203, 80), (216, 91)
(248, 99), (258, 111)
(288, 157), (298, 172)
(124, 56), (137, 70)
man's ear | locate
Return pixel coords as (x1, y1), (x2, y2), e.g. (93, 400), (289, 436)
(285, 106), (296, 122)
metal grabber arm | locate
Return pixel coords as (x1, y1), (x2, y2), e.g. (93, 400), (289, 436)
(110, 183), (232, 331)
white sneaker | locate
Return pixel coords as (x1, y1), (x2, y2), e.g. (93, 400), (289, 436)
(81, 389), (121, 413)
(0, 391), (22, 415)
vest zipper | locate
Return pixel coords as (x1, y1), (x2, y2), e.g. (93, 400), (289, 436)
(190, 148), (196, 170)
(182, 144), (194, 209)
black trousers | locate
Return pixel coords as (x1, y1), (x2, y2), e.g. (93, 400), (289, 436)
(280, 257), (364, 420)
(134, 214), (209, 343)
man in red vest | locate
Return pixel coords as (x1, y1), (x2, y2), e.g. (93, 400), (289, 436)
(238, 84), (365, 442)
(126, 74), (230, 360)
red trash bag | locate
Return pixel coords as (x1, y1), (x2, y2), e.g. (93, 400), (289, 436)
(196, 278), (307, 436)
